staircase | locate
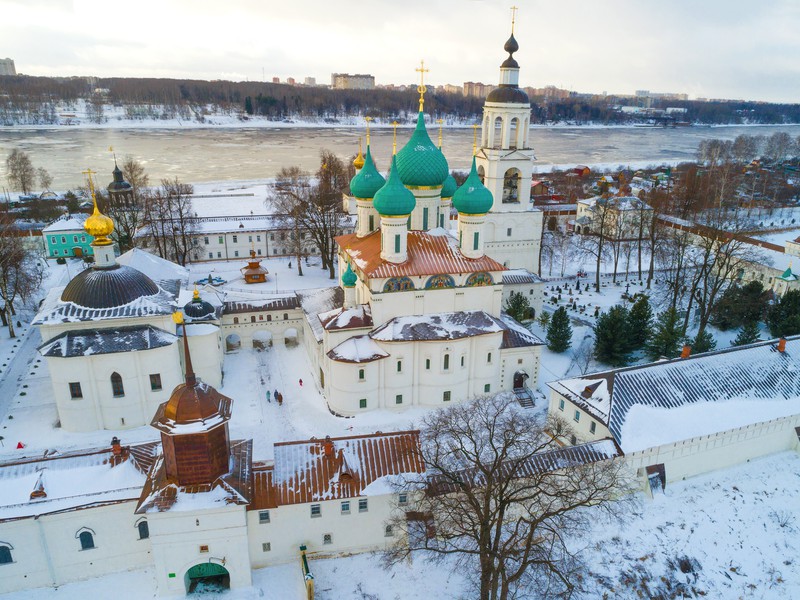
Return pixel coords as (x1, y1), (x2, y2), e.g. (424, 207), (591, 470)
(513, 387), (535, 408)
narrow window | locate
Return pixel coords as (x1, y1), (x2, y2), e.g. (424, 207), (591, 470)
(358, 499), (368, 512)
(473, 231), (479, 250)
(204, 236), (209, 245)
(359, 398), (367, 409)
(79, 531), (94, 550)
(208, 253), (213, 259)
(358, 369), (365, 381)
(110, 372), (124, 397)
(218, 236), (223, 244)
(395, 394), (403, 404)
(267, 315), (272, 322)
(487, 352), (492, 363)
(341, 501), (350, 514)
(0, 546), (11, 564)
(394, 234), (400, 253)
(257, 249), (262, 255)
(149, 374), (162, 391)
(460, 356), (465, 367)
(259, 510), (271, 524)
(234, 250), (239, 257)
(423, 207), (429, 230)
(385, 525), (394, 537)
(323, 534), (333, 545)
(232, 235), (238, 243)
(69, 382), (83, 399)
(73, 235), (78, 243)
(61, 236), (66, 243)
(248, 235), (252, 243)
(137, 521), (149, 540)
(507, 227), (512, 236)
(398, 493), (408, 506)
(369, 215), (374, 231)
(397, 360), (402, 373)
(425, 358), (431, 370)
(262, 542), (271, 552)
(217, 252), (221, 258)
(53, 249), (59, 256)
(51, 236), (56, 243)
(310, 504), (321, 518)
(590, 421), (597, 434)
(233, 317), (239, 324)
(283, 313), (288, 320)
(81, 236), (86, 242)
(443, 354), (450, 370)
(443, 391), (451, 402)
(558, 399), (564, 411)
(484, 384), (490, 393)
(251, 316), (256, 323)
(574, 410), (581, 423)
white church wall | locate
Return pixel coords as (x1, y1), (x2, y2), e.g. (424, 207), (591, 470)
(148, 505), (251, 595)
(499, 345), (541, 393)
(46, 343), (183, 432)
(246, 493), (398, 568)
(183, 326), (223, 388)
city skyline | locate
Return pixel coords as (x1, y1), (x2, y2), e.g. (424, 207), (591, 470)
(1, 0), (799, 103)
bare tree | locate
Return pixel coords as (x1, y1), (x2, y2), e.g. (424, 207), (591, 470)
(385, 394), (633, 600)
(141, 178), (195, 265)
(37, 167), (52, 192)
(5, 149), (36, 194)
(763, 131), (794, 165)
(101, 159), (147, 253)
(0, 216), (44, 337)
(271, 166), (309, 277)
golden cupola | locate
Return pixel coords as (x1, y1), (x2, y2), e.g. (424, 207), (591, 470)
(83, 169), (114, 246)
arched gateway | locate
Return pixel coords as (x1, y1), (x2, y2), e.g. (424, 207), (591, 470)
(185, 562), (230, 593)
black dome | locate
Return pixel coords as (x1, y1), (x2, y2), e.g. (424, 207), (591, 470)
(61, 265), (160, 308)
(184, 297), (216, 319)
(486, 85), (530, 104)
(501, 56), (520, 69)
(504, 33), (519, 54)
(107, 165), (133, 193)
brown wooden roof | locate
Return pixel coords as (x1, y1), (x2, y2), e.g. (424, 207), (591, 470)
(337, 230), (505, 279)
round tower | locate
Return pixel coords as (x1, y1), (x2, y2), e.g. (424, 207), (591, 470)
(374, 155), (416, 264)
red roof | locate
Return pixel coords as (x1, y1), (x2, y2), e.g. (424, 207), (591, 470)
(337, 230), (505, 279)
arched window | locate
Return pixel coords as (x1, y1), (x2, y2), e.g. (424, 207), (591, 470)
(110, 373), (124, 397)
(493, 116), (503, 149)
(509, 117), (519, 149)
(233, 317), (239, 324)
(78, 530), (95, 550)
(0, 543), (12, 564)
(502, 168), (521, 203)
(137, 520), (149, 540)
(443, 354), (450, 370)
(477, 165), (486, 185)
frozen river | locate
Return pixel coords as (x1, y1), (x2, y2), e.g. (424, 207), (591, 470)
(1, 124), (799, 191)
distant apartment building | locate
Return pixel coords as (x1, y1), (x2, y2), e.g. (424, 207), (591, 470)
(440, 84), (462, 95)
(527, 85), (571, 100)
(463, 81), (494, 98)
(272, 77), (280, 84)
(331, 73), (375, 90)
(304, 77), (316, 86)
(0, 58), (16, 76)
(286, 77), (296, 85)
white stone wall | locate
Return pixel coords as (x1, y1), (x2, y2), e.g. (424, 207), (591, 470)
(221, 309), (304, 350)
(247, 493), (399, 568)
(501, 280), (544, 321)
(0, 501), (152, 595)
(483, 210), (542, 273)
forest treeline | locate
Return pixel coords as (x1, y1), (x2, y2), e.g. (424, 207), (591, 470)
(1, 74), (800, 125)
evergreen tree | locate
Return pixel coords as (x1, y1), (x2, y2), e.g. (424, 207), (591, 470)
(733, 320), (761, 346)
(711, 281), (768, 330)
(767, 289), (800, 337)
(504, 291), (532, 322)
(546, 307), (572, 353)
(538, 311), (551, 329)
(627, 295), (653, 349)
(593, 305), (632, 367)
(690, 329), (716, 354)
(646, 308), (684, 360)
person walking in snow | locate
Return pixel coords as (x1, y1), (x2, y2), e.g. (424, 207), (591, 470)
(277, 392), (283, 406)
(299, 378), (303, 387)
(266, 390), (271, 403)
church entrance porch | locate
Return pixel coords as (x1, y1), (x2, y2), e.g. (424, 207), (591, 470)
(513, 370), (529, 389)
(185, 562), (230, 594)
(252, 330), (273, 350)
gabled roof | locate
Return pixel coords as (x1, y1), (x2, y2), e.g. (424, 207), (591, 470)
(549, 336), (800, 453)
(319, 304), (373, 331)
(136, 439), (252, 513)
(327, 335), (389, 363)
(299, 287), (343, 343)
(337, 229), (505, 279)
(370, 311), (504, 342)
(116, 248), (190, 286)
(0, 442), (158, 522)
(268, 431), (423, 505)
(42, 214), (88, 233)
(498, 314), (544, 349)
(38, 325), (178, 358)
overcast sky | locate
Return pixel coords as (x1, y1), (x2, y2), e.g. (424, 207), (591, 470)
(2, 0), (799, 103)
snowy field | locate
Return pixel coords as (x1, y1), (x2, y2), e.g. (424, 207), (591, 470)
(5, 451), (799, 599)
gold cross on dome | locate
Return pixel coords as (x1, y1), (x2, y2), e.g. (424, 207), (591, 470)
(471, 124), (480, 155)
(415, 59), (429, 111)
(82, 168), (98, 202)
(511, 5), (518, 33)
(436, 118), (444, 149)
(391, 121), (399, 155)
(365, 116), (373, 145)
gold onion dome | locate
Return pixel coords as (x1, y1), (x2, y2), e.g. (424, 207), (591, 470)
(84, 199), (114, 245)
(353, 149), (365, 170)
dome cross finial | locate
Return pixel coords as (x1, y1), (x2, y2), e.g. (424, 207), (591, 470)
(511, 5), (518, 34)
(471, 124), (480, 156)
(436, 118), (444, 149)
(391, 121), (399, 155)
(365, 116), (373, 146)
(415, 59), (429, 111)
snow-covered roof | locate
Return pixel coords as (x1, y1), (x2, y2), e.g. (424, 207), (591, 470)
(502, 269), (545, 285)
(299, 287), (343, 343)
(33, 285), (177, 325)
(0, 442), (158, 521)
(370, 311), (504, 342)
(116, 248), (190, 286)
(549, 336), (800, 454)
(327, 335), (389, 363)
(38, 325), (178, 358)
(580, 196), (652, 212)
(224, 295), (299, 314)
(42, 214), (88, 233)
(320, 304), (373, 331)
(498, 314), (545, 349)
(264, 431), (423, 505)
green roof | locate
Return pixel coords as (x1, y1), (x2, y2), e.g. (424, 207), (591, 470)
(780, 266), (797, 281)
(395, 113), (449, 187)
(373, 155), (416, 217)
(452, 156), (494, 215)
(349, 145), (385, 199)
(441, 173), (457, 199)
(342, 262), (357, 287)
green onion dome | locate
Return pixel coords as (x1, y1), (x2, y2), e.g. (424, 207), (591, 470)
(373, 155), (416, 217)
(341, 263), (357, 288)
(452, 157), (494, 215)
(349, 146), (385, 199)
(441, 173), (457, 199)
(395, 113), (449, 187)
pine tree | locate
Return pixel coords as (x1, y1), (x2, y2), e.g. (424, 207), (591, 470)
(767, 290), (800, 337)
(546, 307), (573, 353)
(504, 291), (532, 322)
(646, 308), (684, 360)
(690, 329), (716, 354)
(733, 320), (761, 346)
(538, 311), (551, 329)
(627, 295), (653, 350)
(593, 305), (632, 367)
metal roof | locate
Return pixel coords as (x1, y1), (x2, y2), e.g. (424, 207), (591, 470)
(224, 295), (300, 314)
(60, 264), (161, 309)
(38, 325), (178, 358)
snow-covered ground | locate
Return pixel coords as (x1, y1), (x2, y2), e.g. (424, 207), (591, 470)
(6, 451), (799, 599)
